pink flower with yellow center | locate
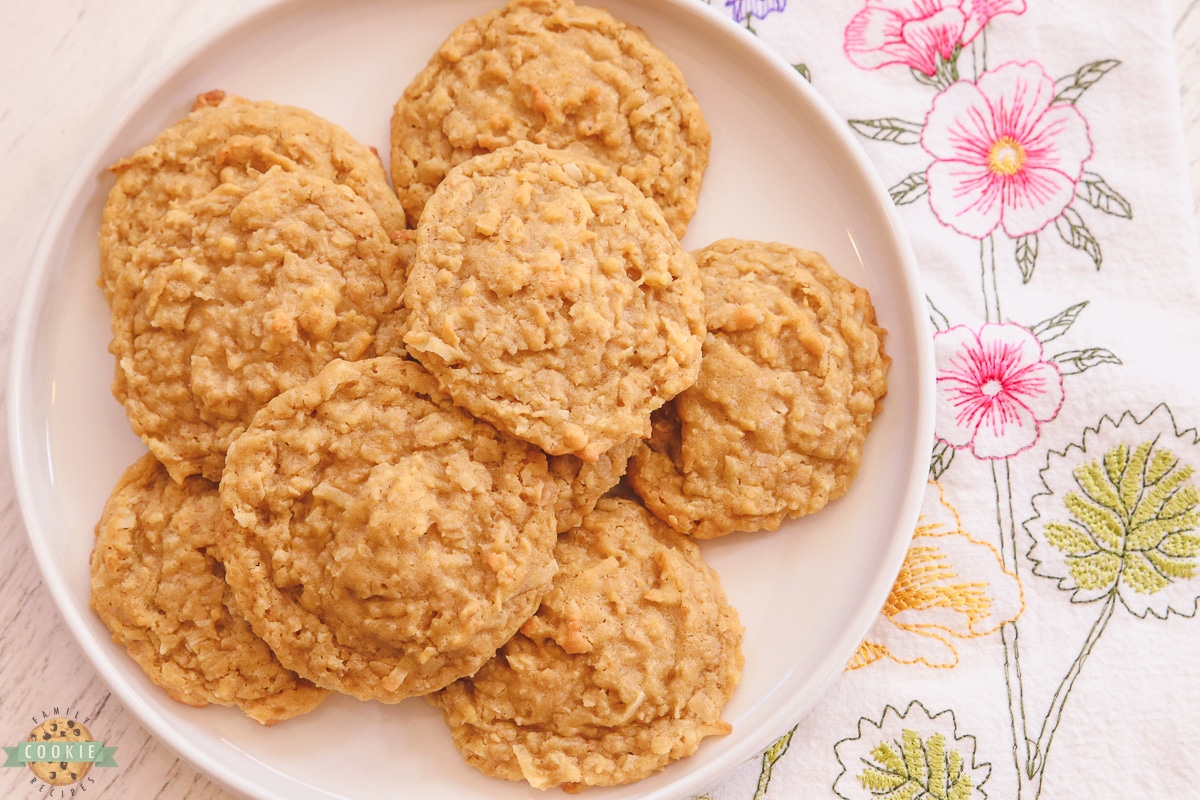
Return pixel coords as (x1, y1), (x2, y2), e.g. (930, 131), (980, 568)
(935, 323), (1064, 459)
(922, 61), (1093, 238)
(844, 0), (1026, 76)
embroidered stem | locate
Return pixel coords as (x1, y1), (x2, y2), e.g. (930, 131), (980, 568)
(1027, 590), (1118, 796)
(972, 30), (989, 80)
(994, 460), (1033, 798)
(981, 234), (1002, 323)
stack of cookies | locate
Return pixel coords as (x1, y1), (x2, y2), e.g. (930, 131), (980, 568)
(89, 0), (888, 792)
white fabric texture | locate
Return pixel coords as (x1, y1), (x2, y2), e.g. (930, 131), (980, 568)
(694, 1), (1200, 798)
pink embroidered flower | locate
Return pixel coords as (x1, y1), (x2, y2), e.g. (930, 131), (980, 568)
(935, 323), (1064, 459)
(844, 0), (1026, 76)
(725, 0), (786, 24)
(922, 61), (1093, 238)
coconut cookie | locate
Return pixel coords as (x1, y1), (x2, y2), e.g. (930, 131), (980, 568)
(218, 356), (559, 703)
(100, 91), (406, 302)
(402, 141), (705, 462)
(431, 496), (743, 792)
(389, 0), (709, 238)
(547, 437), (639, 533)
(108, 167), (406, 483)
(627, 239), (890, 539)
(90, 453), (329, 726)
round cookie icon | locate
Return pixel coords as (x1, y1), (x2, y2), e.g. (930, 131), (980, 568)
(24, 718), (94, 786)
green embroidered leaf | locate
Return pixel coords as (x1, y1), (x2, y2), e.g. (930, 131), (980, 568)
(1052, 347), (1122, 375)
(930, 439), (955, 480)
(1045, 520), (1099, 557)
(857, 730), (976, 800)
(1054, 59), (1121, 104)
(871, 741), (907, 774)
(1118, 441), (1154, 517)
(948, 771), (974, 800)
(1122, 552), (1171, 594)
(1030, 301), (1088, 344)
(1131, 460), (1193, 527)
(927, 733), (948, 799)
(1146, 448), (1182, 486)
(1161, 533), (1200, 558)
(1160, 484), (1200, 521)
(1127, 516), (1200, 551)
(1015, 233), (1039, 283)
(1065, 490), (1124, 550)
(912, 67), (944, 88)
(859, 767), (909, 792)
(1103, 441), (1131, 488)
(1077, 171), (1133, 218)
(1146, 550), (1198, 581)
(754, 726), (795, 800)
(1067, 551), (1121, 591)
(793, 63), (811, 82)
(891, 172), (929, 205)
(1052, 440), (1199, 596)
(902, 730), (927, 784)
(848, 117), (925, 145)
(1055, 207), (1102, 268)
(945, 753), (964, 800)
(1075, 460), (1124, 513)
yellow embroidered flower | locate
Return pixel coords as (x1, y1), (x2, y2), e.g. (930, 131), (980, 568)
(850, 482), (1023, 669)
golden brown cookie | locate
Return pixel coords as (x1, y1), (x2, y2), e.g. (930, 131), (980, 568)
(100, 92), (406, 303)
(108, 167), (406, 482)
(89, 453), (329, 726)
(627, 239), (890, 538)
(389, 0), (709, 238)
(431, 496), (743, 791)
(218, 356), (559, 703)
(402, 140), (705, 462)
(547, 437), (638, 533)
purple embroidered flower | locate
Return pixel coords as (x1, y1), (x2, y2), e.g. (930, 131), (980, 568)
(725, 0), (787, 24)
(935, 323), (1064, 459)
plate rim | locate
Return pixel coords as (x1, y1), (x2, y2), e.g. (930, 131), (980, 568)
(6, 0), (935, 797)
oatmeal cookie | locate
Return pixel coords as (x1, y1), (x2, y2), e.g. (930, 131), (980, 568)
(389, 0), (709, 238)
(402, 141), (705, 462)
(627, 239), (889, 538)
(547, 437), (639, 533)
(100, 92), (406, 302)
(431, 495), (743, 792)
(90, 453), (329, 726)
(109, 167), (406, 483)
(218, 356), (559, 703)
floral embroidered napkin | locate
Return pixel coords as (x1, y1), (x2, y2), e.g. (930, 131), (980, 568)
(694, 1), (1200, 798)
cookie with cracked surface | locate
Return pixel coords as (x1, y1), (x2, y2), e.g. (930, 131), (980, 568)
(89, 453), (329, 726)
(547, 437), (639, 533)
(627, 239), (889, 538)
(218, 356), (559, 703)
(389, 0), (709, 238)
(108, 166), (406, 483)
(431, 495), (743, 792)
(402, 140), (705, 462)
(100, 91), (406, 303)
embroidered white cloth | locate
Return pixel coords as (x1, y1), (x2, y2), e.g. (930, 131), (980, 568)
(693, 1), (1200, 798)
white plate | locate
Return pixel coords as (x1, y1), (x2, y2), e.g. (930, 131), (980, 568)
(8, 0), (933, 798)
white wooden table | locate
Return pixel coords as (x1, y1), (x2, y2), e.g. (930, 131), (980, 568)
(2, 2), (1198, 798)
